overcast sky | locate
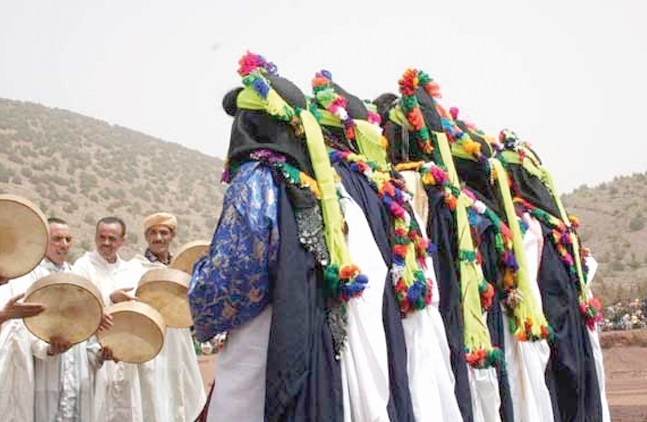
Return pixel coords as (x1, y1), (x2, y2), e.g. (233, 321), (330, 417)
(1, 0), (645, 193)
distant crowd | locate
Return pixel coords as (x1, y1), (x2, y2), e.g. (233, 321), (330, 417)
(601, 298), (647, 331)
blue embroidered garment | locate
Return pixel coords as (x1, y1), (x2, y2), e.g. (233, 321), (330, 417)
(188, 161), (279, 341)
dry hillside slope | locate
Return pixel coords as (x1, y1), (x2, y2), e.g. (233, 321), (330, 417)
(562, 172), (647, 303)
(0, 98), (226, 261)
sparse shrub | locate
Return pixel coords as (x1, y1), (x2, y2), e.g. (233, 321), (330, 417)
(611, 260), (625, 272)
(628, 215), (645, 232)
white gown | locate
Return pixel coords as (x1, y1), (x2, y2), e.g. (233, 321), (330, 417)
(73, 251), (147, 422)
(404, 211), (463, 421)
(207, 306), (272, 421)
(0, 277), (35, 421)
(338, 185), (391, 422)
(584, 256), (612, 422)
(133, 255), (206, 422)
(501, 224), (554, 422)
(0, 258), (100, 422)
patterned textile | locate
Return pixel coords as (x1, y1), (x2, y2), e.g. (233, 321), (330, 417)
(189, 162), (279, 342)
(144, 249), (172, 266)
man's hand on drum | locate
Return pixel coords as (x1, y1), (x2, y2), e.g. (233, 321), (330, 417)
(47, 336), (72, 356)
(0, 293), (45, 324)
(109, 287), (136, 304)
(98, 313), (114, 331)
(100, 346), (118, 363)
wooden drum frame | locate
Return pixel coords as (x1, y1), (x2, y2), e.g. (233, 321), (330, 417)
(0, 194), (49, 279)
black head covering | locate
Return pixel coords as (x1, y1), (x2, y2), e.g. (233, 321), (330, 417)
(455, 119), (493, 158)
(451, 119), (502, 213)
(499, 129), (561, 217)
(314, 80), (370, 153)
(376, 87), (437, 165)
(224, 74), (313, 175)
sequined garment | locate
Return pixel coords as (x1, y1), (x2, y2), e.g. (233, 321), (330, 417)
(189, 162), (279, 342)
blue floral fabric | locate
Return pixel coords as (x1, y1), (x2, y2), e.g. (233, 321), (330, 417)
(188, 161), (279, 342)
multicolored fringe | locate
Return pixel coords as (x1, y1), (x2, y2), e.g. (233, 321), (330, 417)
(397, 69), (439, 155)
(514, 196), (602, 328)
(235, 52), (367, 303)
(396, 161), (504, 313)
(465, 347), (505, 369)
(462, 189), (519, 308)
(237, 52), (304, 137)
(397, 67), (501, 366)
(329, 150), (433, 316)
(435, 105), (487, 162)
(312, 70), (357, 143)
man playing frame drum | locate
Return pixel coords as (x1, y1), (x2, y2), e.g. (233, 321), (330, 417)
(73, 216), (155, 422)
(133, 212), (206, 422)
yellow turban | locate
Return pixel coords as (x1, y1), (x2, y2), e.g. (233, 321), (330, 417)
(143, 212), (177, 233)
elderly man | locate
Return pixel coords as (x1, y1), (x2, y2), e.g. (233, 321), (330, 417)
(134, 212), (206, 422)
(29, 217), (105, 421)
(141, 212), (176, 265)
(0, 217), (103, 421)
(73, 217), (148, 422)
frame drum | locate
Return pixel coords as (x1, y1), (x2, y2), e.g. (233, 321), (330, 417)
(97, 301), (165, 363)
(23, 272), (103, 345)
(0, 194), (49, 279)
(136, 267), (193, 328)
(169, 240), (210, 274)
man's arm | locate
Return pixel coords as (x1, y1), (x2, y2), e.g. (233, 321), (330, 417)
(0, 293), (45, 325)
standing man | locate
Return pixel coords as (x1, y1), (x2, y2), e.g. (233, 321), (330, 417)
(29, 217), (104, 421)
(134, 212), (206, 422)
(73, 217), (147, 422)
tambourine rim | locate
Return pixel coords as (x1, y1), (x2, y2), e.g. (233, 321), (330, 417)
(23, 274), (104, 345)
(97, 301), (166, 363)
(0, 194), (49, 279)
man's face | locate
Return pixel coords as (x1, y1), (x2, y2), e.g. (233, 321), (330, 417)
(95, 222), (125, 262)
(145, 225), (175, 256)
(46, 223), (72, 265)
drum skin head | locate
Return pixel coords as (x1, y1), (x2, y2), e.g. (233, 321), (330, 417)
(0, 194), (48, 279)
(23, 272), (103, 345)
(169, 240), (210, 275)
(137, 268), (193, 328)
(97, 301), (165, 363)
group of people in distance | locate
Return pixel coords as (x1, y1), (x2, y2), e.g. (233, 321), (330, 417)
(188, 52), (610, 422)
(0, 212), (205, 421)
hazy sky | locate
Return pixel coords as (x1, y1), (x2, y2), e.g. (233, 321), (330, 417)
(1, 0), (645, 193)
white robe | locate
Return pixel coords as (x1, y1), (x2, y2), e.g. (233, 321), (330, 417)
(207, 306), (272, 421)
(338, 186), (391, 422)
(0, 276), (36, 421)
(73, 251), (147, 422)
(584, 256), (612, 422)
(501, 225), (554, 422)
(405, 210), (463, 422)
(29, 259), (102, 422)
(132, 255), (206, 422)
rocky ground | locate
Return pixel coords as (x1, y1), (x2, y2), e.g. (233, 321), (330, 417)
(197, 330), (647, 421)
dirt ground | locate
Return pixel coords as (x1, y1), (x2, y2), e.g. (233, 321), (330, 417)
(198, 330), (647, 421)
(601, 330), (647, 421)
